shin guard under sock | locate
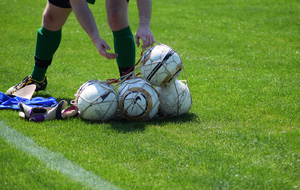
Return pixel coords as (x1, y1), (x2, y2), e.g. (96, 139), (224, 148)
(32, 27), (61, 81)
(112, 26), (136, 77)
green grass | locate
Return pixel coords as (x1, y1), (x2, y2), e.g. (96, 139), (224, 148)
(1, 0), (300, 189)
(1, 138), (87, 189)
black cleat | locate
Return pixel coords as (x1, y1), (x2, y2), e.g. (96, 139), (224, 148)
(5, 76), (47, 95)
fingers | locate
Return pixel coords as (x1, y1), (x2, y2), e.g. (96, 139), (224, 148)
(103, 42), (111, 51)
(102, 45), (118, 59)
(141, 35), (154, 49)
(98, 39), (118, 59)
(136, 35), (154, 49)
(100, 49), (118, 59)
(135, 35), (140, 47)
(135, 31), (155, 50)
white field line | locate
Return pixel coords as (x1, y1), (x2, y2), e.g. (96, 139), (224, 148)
(0, 121), (121, 190)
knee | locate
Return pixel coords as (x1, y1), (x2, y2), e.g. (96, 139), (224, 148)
(43, 9), (71, 31)
(107, 11), (128, 31)
(42, 11), (56, 27)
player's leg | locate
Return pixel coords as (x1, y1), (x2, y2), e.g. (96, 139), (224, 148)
(32, 1), (72, 82)
(5, 1), (72, 95)
(106, 0), (136, 77)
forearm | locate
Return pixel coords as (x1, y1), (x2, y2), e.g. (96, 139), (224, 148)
(70, 0), (101, 44)
(69, 0), (117, 59)
(137, 0), (152, 28)
(135, 0), (154, 48)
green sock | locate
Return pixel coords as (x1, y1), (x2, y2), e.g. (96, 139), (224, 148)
(31, 65), (46, 82)
(31, 27), (61, 81)
(112, 26), (136, 76)
(31, 57), (51, 81)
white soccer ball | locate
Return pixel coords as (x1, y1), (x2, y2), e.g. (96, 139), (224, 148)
(78, 81), (118, 121)
(156, 80), (192, 116)
(140, 44), (183, 87)
(118, 78), (160, 121)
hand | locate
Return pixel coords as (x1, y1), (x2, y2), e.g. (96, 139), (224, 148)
(96, 39), (118, 59)
(135, 26), (155, 49)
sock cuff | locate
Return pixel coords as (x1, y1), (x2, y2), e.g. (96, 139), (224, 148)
(112, 26), (132, 38)
(38, 27), (62, 35)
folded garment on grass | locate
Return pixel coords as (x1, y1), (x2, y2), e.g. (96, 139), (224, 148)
(0, 92), (57, 110)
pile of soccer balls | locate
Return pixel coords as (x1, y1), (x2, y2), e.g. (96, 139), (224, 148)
(72, 44), (192, 121)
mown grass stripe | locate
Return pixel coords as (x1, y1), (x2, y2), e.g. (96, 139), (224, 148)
(0, 121), (121, 190)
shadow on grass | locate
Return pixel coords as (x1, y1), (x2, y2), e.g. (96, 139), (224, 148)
(34, 94), (198, 133)
(32, 94), (74, 105)
(108, 112), (198, 133)
(78, 112), (198, 134)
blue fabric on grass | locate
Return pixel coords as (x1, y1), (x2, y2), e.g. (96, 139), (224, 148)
(0, 92), (57, 110)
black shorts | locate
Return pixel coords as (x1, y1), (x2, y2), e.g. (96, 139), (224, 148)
(48, 0), (129, 9)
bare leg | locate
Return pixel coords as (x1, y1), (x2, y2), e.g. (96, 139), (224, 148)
(42, 2), (72, 31)
(106, 0), (129, 31)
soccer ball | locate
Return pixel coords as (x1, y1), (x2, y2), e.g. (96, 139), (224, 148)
(140, 44), (183, 87)
(118, 78), (160, 121)
(77, 81), (118, 121)
(71, 80), (99, 107)
(156, 80), (192, 116)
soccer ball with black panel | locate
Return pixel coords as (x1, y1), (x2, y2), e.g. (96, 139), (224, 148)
(140, 44), (183, 87)
(117, 78), (160, 121)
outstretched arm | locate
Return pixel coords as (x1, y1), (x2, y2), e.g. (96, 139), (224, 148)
(135, 0), (155, 49)
(70, 0), (118, 59)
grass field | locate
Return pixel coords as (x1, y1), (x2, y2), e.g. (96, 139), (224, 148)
(1, 0), (299, 189)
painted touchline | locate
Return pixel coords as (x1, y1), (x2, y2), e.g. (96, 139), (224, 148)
(0, 121), (121, 190)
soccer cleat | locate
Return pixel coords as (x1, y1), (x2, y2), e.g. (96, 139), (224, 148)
(13, 85), (36, 99)
(5, 76), (47, 96)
